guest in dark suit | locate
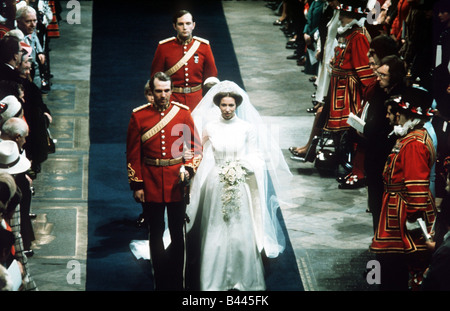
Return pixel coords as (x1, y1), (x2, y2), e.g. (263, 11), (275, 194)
(0, 34), (52, 179)
(0, 36), (23, 83)
(362, 54), (406, 232)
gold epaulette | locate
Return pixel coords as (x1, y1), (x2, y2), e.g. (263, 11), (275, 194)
(193, 36), (209, 45)
(159, 37), (176, 45)
(133, 103), (152, 113)
(172, 101), (189, 110)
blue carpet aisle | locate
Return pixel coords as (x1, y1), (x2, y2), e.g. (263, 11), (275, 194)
(86, 0), (303, 291)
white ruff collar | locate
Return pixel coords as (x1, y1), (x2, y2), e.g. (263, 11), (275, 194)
(391, 118), (422, 137)
(337, 17), (366, 34)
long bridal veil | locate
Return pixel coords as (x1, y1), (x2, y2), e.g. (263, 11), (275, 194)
(129, 80), (292, 261)
(188, 80), (292, 258)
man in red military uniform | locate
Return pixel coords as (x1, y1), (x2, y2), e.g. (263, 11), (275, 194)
(370, 87), (437, 291)
(126, 72), (202, 290)
(150, 9), (218, 111)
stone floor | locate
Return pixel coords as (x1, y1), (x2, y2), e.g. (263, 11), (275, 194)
(26, 1), (91, 291)
(27, 0), (379, 292)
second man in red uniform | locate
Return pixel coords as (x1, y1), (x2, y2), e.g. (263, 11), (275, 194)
(150, 9), (218, 111)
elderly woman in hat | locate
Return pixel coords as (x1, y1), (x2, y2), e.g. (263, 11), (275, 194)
(0, 140), (35, 258)
(370, 87), (437, 291)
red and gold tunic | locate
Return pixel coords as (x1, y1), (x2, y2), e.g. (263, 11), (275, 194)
(47, 1), (60, 38)
(324, 26), (376, 131)
(150, 36), (218, 110)
(126, 101), (202, 203)
(370, 128), (436, 254)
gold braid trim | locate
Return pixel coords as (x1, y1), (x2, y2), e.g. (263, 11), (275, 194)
(127, 163), (143, 183)
(185, 155), (202, 173)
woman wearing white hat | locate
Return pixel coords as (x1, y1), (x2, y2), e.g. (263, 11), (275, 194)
(0, 140), (35, 256)
(0, 140), (30, 175)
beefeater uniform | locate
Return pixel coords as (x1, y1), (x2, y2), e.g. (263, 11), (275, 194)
(370, 128), (436, 254)
(150, 36), (218, 111)
(126, 101), (202, 202)
(324, 25), (376, 131)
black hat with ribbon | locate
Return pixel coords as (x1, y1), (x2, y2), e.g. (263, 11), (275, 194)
(386, 86), (435, 118)
(337, 0), (369, 17)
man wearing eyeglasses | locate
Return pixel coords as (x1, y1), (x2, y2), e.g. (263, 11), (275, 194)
(361, 54), (407, 233)
(375, 64), (390, 89)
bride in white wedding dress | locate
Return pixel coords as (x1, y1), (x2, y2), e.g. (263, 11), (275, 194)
(129, 80), (291, 291)
(186, 81), (290, 291)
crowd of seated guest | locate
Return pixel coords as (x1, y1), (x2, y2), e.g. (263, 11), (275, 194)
(0, 0), (61, 291)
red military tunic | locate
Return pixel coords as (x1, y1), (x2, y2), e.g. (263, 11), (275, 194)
(324, 26), (376, 131)
(126, 101), (202, 203)
(150, 36), (218, 110)
(370, 128), (436, 254)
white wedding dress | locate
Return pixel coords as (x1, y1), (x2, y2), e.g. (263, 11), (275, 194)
(129, 80), (290, 291)
(191, 115), (266, 291)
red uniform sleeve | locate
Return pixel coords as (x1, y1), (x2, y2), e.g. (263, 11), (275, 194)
(126, 113), (144, 191)
(401, 140), (433, 213)
(350, 33), (377, 88)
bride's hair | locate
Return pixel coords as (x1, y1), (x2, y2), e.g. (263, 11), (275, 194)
(213, 92), (243, 107)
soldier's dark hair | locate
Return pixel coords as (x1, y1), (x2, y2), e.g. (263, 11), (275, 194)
(149, 72), (172, 91)
(172, 10), (194, 24)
